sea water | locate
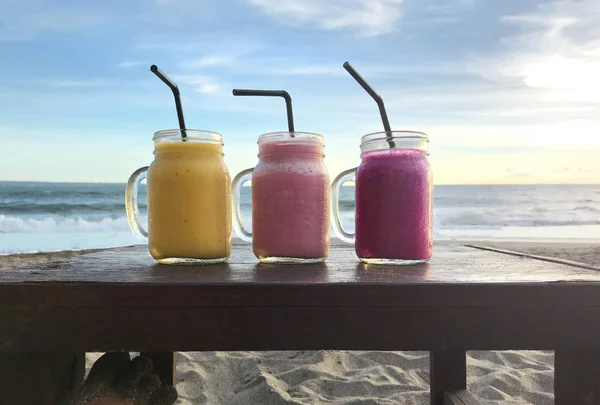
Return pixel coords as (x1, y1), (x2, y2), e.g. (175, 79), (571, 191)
(1, 181), (599, 254)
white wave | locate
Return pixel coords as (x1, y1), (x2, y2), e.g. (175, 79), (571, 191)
(0, 231), (141, 255)
(0, 214), (134, 234)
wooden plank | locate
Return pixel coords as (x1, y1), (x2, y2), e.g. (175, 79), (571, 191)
(443, 390), (481, 405)
(1, 243), (600, 352)
(467, 244), (600, 271)
(4, 242), (600, 285)
(6, 282), (600, 309)
(4, 306), (600, 352)
(0, 352), (85, 405)
(7, 281), (600, 309)
(140, 352), (175, 386)
(2, 244), (600, 311)
(430, 351), (466, 405)
(555, 349), (600, 405)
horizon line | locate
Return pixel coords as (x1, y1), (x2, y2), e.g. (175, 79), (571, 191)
(1, 180), (599, 187)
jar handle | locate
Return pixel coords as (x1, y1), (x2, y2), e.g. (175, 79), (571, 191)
(232, 168), (254, 243)
(125, 166), (149, 239)
(330, 168), (357, 244)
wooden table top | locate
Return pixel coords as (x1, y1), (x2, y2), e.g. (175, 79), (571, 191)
(2, 241), (600, 352)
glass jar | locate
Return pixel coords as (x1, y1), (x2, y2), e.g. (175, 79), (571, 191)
(232, 131), (330, 263)
(331, 131), (433, 264)
(125, 129), (232, 264)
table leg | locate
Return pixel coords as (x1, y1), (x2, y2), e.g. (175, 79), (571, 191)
(141, 352), (175, 386)
(430, 350), (467, 405)
(555, 350), (600, 405)
(0, 352), (85, 405)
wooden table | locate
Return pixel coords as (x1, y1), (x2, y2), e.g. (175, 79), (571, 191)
(2, 241), (600, 405)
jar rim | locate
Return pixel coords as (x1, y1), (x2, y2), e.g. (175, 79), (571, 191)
(258, 131), (323, 144)
(153, 129), (223, 144)
(360, 130), (428, 144)
(359, 130), (429, 154)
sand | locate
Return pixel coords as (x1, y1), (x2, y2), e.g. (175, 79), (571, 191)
(4, 240), (599, 404)
(0, 248), (105, 270)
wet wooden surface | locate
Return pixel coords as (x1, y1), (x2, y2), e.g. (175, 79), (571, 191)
(443, 390), (482, 405)
(1, 241), (600, 352)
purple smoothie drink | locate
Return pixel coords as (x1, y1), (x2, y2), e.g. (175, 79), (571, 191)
(331, 131), (433, 264)
(355, 147), (432, 261)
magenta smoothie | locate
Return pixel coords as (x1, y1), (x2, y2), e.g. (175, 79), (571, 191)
(251, 134), (330, 261)
(355, 148), (432, 261)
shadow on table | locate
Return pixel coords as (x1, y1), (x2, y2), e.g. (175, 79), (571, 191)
(252, 262), (331, 283)
(148, 262), (234, 282)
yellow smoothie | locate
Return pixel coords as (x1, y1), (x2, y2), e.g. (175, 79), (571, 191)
(147, 140), (232, 263)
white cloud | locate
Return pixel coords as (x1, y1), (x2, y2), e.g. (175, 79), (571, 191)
(118, 61), (147, 69)
(0, 2), (110, 41)
(196, 83), (220, 94)
(409, 0), (478, 25)
(264, 61), (465, 77)
(179, 55), (234, 69)
(469, 0), (600, 103)
(46, 79), (114, 88)
(268, 65), (345, 76)
(172, 74), (213, 84)
(243, 0), (404, 37)
(172, 74), (221, 94)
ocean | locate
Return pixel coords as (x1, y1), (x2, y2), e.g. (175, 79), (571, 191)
(0, 181), (599, 254)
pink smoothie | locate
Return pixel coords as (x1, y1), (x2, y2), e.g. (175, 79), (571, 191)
(252, 139), (330, 260)
(355, 148), (432, 261)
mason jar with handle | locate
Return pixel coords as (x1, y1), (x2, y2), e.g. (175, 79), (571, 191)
(125, 129), (232, 264)
(232, 131), (330, 263)
(331, 131), (433, 265)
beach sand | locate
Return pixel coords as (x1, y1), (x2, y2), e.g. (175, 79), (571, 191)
(0, 248), (104, 270)
(3, 240), (599, 404)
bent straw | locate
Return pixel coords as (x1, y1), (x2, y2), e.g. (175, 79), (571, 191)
(151, 65), (187, 138)
(343, 61), (395, 148)
(232, 89), (295, 135)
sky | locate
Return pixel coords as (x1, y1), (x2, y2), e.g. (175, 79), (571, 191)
(0, 0), (599, 184)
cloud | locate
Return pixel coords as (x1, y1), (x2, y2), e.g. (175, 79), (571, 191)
(264, 60), (467, 77)
(172, 74), (221, 94)
(468, 0), (600, 103)
(407, 0), (478, 25)
(118, 61), (147, 69)
(178, 55), (234, 69)
(46, 79), (114, 88)
(243, 0), (404, 37)
(196, 83), (220, 94)
(0, 2), (110, 41)
(267, 65), (346, 76)
(505, 168), (535, 179)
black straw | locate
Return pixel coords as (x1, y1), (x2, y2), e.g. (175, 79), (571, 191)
(232, 89), (295, 135)
(343, 61), (395, 148)
(150, 65), (187, 139)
